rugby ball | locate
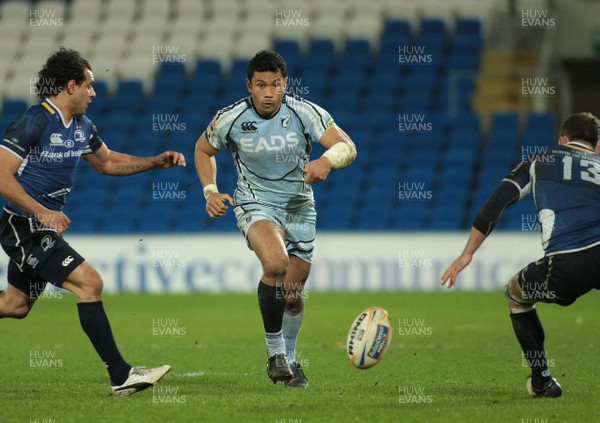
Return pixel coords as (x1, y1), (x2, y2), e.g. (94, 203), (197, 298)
(346, 306), (392, 369)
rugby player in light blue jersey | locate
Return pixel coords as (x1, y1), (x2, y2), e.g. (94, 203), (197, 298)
(0, 48), (185, 396)
(442, 113), (600, 398)
(194, 50), (356, 388)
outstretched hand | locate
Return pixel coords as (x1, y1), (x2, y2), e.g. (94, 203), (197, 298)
(153, 151), (186, 169)
(440, 252), (473, 289)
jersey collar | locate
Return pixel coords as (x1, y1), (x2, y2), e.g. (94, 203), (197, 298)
(44, 98), (73, 128)
(565, 141), (594, 153)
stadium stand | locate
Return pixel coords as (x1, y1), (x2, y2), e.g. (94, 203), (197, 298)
(0, 0), (555, 233)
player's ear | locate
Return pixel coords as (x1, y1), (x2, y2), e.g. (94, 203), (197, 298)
(65, 79), (77, 95)
(558, 136), (569, 145)
(246, 78), (252, 93)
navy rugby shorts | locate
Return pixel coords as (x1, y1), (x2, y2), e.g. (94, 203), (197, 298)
(518, 244), (600, 306)
(0, 212), (84, 298)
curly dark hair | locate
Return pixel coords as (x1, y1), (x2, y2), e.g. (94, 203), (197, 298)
(35, 47), (91, 99)
(560, 112), (600, 147)
(246, 50), (287, 81)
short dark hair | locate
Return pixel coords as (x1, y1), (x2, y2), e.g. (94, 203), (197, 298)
(246, 50), (287, 81)
(35, 47), (91, 99)
(560, 112), (600, 147)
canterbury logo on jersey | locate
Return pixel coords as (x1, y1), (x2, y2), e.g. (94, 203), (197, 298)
(62, 255), (74, 266)
(240, 121), (258, 132)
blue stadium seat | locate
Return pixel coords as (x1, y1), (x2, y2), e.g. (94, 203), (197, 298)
(436, 164), (475, 187)
(487, 128), (520, 148)
(420, 19), (447, 37)
(522, 132), (553, 148)
(330, 76), (363, 98)
(449, 33), (482, 56)
(384, 20), (412, 38)
(154, 75), (186, 95)
(195, 59), (223, 78)
(478, 163), (511, 183)
(404, 70), (438, 93)
(393, 205), (427, 230)
(399, 92), (432, 113)
(1, 99), (28, 119)
(273, 39), (301, 60)
(446, 51), (480, 70)
(229, 58), (249, 81)
(318, 202), (354, 230)
(335, 56), (369, 77)
(481, 145), (519, 168)
(418, 34), (447, 57)
(342, 38), (372, 59)
(364, 90), (398, 111)
(308, 38), (336, 58)
(490, 111), (520, 134)
(448, 129), (481, 148)
(102, 114), (135, 131)
(449, 112), (480, 132)
(455, 18), (482, 36)
(381, 35), (412, 58)
(427, 203), (465, 230)
(108, 80), (145, 114)
(368, 67), (402, 90)
(525, 112), (557, 135)
(92, 80), (109, 99)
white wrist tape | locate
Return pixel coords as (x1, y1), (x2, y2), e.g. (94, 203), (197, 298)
(322, 142), (355, 169)
(203, 183), (219, 200)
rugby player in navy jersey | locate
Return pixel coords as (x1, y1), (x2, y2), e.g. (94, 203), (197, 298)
(0, 47), (186, 396)
(441, 112), (600, 398)
(194, 50), (356, 387)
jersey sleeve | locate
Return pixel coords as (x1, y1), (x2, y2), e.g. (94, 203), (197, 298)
(503, 160), (533, 199)
(472, 161), (533, 235)
(205, 112), (229, 150)
(1, 112), (47, 160)
(83, 120), (104, 155)
(295, 98), (335, 144)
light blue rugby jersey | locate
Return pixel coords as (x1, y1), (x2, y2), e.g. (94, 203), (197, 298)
(206, 94), (335, 211)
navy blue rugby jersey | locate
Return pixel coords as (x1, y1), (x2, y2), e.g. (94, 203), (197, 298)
(0, 99), (103, 216)
(505, 142), (600, 254)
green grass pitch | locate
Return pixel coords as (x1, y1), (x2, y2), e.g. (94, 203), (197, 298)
(1, 290), (599, 423)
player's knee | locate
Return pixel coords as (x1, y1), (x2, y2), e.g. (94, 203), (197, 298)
(263, 257), (289, 281)
(285, 295), (304, 312)
(80, 271), (104, 301)
(505, 275), (534, 313)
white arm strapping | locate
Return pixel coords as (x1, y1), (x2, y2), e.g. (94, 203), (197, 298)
(321, 142), (355, 169)
(203, 183), (219, 200)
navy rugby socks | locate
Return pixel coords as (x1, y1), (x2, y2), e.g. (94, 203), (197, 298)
(77, 301), (131, 385)
(510, 309), (550, 382)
